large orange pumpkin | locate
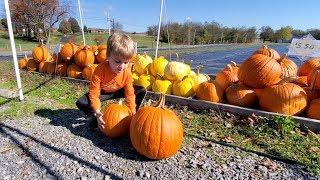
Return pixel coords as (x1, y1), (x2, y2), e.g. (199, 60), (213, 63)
(253, 45), (280, 60)
(226, 83), (258, 107)
(298, 57), (320, 76)
(56, 63), (68, 76)
(82, 64), (98, 81)
(238, 54), (282, 88)
(67, 63), (82, 79)
(259, 78), (307, 115)
(294, 76), (308, 87)
(304, 70), (320, 102)
(26, 59), (39, 71)
(307, 69), (320, 90)
(46, 62), (56, 75)
(74, 46), (95, 68)
(18, 54), (29, 69)
(38, 61), (49, 73)
(196, 81), (224, 103)
(32, 43), (50, 63)
(130, 94), (184, 159)
(215, 63), (239, 91)
(95, 45), (107, 63)
(277, 54), (298, 79)
(307, 99), (320, 120)
(60, 43), (78, 63)
(101, 100), (132, 138)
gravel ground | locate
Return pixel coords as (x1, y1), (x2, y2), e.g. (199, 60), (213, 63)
(0, 109), (319, 180)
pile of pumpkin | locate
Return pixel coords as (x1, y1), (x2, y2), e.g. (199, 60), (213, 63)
(132, 53), (211, 97)
(18, 42), (107, 81)
(101, 94), (184, 160)
(199, 45), (320, 120)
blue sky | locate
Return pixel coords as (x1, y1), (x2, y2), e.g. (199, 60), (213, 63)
(2, 0), (320, 32)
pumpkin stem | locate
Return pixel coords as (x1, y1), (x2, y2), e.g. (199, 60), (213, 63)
(230, 61), (237, 67)
(278, 53), (288, 63)
(155, 93), (164, 108)
(175, 53), (181, 62)
(226, 64), (233, 73)
(310, 69), (320, 90)
(262, 45), (268, 49)
(196, 65), (203, 75)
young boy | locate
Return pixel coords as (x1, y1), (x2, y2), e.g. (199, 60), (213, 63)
(76, 33), (146, 130)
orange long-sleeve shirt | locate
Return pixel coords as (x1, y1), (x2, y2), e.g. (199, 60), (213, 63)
(89, 61), (136, 113)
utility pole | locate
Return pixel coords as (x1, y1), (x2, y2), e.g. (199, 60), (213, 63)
(220, 32), (224, 43)
(105, 11), (111, 35)
(193, 29), (196, 45)
(235, 34), (238, 43)
(111, 18), (115, 34)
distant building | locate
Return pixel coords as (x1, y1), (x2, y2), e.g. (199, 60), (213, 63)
(88, 28), (108, 34)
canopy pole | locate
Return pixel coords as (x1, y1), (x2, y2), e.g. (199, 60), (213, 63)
(155, 0), (164, 59)
(77, 0), (86, 46)
(4, 0), (24, 101)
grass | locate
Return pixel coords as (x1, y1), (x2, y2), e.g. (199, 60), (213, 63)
(0, 30), (170, 52)
(0, 60), (319, 175)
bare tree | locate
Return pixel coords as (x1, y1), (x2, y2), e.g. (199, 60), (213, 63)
(10, 0), (70, 41)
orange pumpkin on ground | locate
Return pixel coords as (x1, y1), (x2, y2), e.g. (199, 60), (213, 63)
(307, 69), (320, 90)
(307, 99), (320, 120)
(95, 45), (107, 63)
(238, 54), (282, 88)
(294, 76), (308, 87)
(67, 63), (82, 79)
(298, 57), (320, 76)
(226, 83), (258, 107)
(56, 63), (68, 76)
(215, 63), (239, 91)
(74, 46), (95, 68)
(304, 70), (320, 102)
(259, 78), (307, 116)
(38, 61), (49, 73)
(101, 100), (132, 138)
(18, 54), (29, 69)
(196, 81), (224, 103)
(253, 45), (280, 60)
(277, 54), (298, 79)
(82, 64), (98, 81)
(46, 62), (56, 75)
(130, 94), (184, 159)
(26, 59), (39, 71)
(32, 43), (50, 63)
(60, 43), (78, 63)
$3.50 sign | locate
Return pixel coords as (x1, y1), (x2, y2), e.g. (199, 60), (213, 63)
(288, 36), (320, 57)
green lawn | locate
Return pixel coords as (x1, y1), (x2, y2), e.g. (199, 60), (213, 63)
(0, 60), (319, 175)
(0, 30), (169, 51)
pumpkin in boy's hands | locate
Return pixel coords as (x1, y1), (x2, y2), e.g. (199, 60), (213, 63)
(101, 100), (132, 138)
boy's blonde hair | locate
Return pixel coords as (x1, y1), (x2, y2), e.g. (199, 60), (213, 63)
(107, 33), (135, 60)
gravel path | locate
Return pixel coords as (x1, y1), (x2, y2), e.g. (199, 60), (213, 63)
(0, 108), (319, 180)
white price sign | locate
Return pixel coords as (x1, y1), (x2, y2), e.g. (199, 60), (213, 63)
(288, 35), (320, 57)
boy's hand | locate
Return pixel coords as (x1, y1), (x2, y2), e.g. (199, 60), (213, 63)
(95, 111), (104, 130)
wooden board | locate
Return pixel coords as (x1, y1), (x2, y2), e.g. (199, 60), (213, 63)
(146, 91), (320, 133)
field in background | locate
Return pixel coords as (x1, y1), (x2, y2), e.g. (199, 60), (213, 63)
(0, 30), (170, 51)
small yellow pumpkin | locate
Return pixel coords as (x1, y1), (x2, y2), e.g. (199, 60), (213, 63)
(136, 72), (155, 90)
(188, 66), (210, 91)
(133, 53), (153, 75)
(164, 61), (191, 81)
(152, 78), (173, 94)
(172, 77), (195, 97)
(149, 56), (168, 77)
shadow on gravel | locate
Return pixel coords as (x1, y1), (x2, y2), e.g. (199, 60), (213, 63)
(34, 108), (149, 162)
(0, 123), (123, 180)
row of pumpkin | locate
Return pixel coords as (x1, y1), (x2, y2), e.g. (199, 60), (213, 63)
(19, 43), (320, 120)
(130, 45), (320, 120)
